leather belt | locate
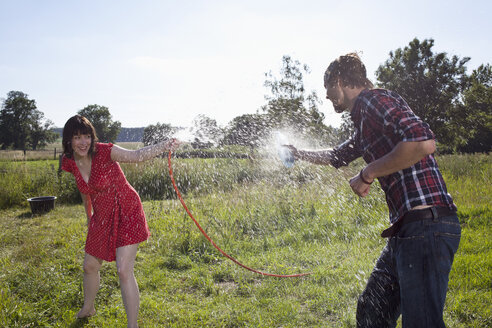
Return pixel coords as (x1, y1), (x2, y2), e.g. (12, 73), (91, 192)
(381, 206), (456, 238)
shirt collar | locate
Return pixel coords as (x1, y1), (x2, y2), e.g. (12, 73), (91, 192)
(350, 88), (370, 123)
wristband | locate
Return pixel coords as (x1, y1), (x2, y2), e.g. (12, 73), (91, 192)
(359, 169), (373, 184)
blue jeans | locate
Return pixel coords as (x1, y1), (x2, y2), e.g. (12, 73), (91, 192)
(356, 213), (461, 328)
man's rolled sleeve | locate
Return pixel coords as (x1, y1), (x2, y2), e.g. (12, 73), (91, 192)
(383, 102), (435, 143)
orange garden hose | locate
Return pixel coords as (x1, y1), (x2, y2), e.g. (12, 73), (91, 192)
(167, 150), (311, 278)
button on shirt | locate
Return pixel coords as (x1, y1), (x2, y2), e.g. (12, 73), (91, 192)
(333, 88), (456, 224)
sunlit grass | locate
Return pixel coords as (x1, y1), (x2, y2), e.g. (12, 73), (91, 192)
(0, 154), (490, 327)
(437, 154), (491, 327)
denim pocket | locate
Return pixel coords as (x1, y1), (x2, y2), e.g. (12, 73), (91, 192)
(435, 229), (461, 275)
(394, 223), (425, 291)
(396, 221), (425, 240)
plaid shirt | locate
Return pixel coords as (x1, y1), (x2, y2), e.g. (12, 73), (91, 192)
(331, 89), (456, 224)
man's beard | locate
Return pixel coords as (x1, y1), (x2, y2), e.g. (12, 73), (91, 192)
(333, 104), (346, 113)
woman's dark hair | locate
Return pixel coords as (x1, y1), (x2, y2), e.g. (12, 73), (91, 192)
(62, 115), (98, 158)
(324, 52), (373, 89)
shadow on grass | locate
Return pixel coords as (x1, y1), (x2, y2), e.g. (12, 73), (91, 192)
(16, 212), (34, 219)
(69, 318), (91, 327)
(16, 210), (55, 219)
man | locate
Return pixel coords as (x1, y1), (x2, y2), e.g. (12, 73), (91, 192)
(287, 53), (461, 327)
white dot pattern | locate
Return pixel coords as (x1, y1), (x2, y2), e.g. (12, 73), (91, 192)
(61, 143), (150, 261)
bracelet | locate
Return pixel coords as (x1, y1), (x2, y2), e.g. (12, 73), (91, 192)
(359, 169), (373, 184)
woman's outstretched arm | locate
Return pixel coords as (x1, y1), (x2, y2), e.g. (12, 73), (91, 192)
(110, 139), (179, 163)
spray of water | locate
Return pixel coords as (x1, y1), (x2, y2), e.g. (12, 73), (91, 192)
(258, 128), (312, 170)
(171, 124), (223, 147)
(274, 131), (295, 168)
(172, 127), (195, 143)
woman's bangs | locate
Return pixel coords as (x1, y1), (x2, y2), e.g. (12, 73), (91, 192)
(74, 123), (93, 137)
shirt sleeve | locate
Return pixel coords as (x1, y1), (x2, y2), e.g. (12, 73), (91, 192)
(61, 155), (72, 173)
(96, 142), (114, 163)
(372, 91), (435, 143)
(330, 137), (363, 168)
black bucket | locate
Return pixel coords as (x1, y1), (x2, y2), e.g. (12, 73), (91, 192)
(27, 196), (57, 214)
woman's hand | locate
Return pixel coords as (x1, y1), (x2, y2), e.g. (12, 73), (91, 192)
(167, 138), (181, 152)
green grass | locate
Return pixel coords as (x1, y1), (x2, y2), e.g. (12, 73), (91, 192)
(0, 145), (253, 209)
(0, 154), (490, 327)
(436, 154), (491, 327)
(0, 160), (81, 209)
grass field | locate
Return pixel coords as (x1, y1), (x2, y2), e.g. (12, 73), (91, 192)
(0, 154), (490, 327)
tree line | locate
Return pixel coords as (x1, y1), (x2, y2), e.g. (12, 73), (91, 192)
(1, 38), (490, 153)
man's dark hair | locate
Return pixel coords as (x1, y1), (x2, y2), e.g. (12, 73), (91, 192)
(324, 52), (374, 89)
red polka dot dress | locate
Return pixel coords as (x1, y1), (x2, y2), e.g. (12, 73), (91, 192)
(62, 143), (150, 262)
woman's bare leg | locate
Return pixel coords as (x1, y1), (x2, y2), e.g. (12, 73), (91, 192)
(116, 244), (139, 328)
(77, 253), (103, 318)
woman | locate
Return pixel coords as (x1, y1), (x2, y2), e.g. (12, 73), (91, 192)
(61, 115), (177, 327)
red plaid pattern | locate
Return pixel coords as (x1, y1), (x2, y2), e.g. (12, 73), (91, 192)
(333, 89), (456, 223)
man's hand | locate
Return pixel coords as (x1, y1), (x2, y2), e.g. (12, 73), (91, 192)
(283, 145), (300, 159)
(349, 170), (372, 197)
(282, 145), (333, 165)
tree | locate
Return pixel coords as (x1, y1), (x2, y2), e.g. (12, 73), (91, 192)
(190, 114), (223, 147)
(78, 105), (121, 143)
(262, 55), (334, 145)
(222, 114), (270, 147)
(30, 116), (58, 150)
(0, 91), (57, 150)
(375, 38), (470, 151)
(143, 122), (175, 146)
(456, 64), (492, 152)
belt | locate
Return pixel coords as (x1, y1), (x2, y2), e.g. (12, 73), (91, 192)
(381, 206), (456, 238)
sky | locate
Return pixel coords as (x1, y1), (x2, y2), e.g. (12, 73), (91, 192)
(1, 0), (491, 129)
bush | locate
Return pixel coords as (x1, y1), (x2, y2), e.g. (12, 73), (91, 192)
(0, 160), (83, 209)
(0, 155), (337, 209)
